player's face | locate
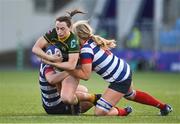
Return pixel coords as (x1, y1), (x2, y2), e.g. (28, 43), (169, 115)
(55, 21), (71, 39)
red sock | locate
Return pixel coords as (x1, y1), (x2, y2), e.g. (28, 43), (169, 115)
(115, 107), (128, 116)
(133, 90), (165, 109)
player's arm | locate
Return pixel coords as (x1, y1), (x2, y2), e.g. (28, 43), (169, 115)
(32, 36), (49, 60)
(68, 47), (93, 80)
(54, 37), (80, 70)
(45, 67), (69, 84)
(43, 53), (79, 71)
(54, 53), (79, 70)
(68, 63), (92, 80)
(32, 36), (60, 62)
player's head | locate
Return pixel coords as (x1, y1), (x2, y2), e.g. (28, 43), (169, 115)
(55, 9), (86, 39)
(73, 20), (93, 41)
(45, 45), (61, 57)
(73, 20), (116, 49)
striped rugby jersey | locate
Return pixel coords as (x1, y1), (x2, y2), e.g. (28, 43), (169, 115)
(39, 63), (62, 108)
(80, 39), (131, 83)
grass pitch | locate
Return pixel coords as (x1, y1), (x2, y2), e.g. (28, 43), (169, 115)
(0, 70), (180, 123)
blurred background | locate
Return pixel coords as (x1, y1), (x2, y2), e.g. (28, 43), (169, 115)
(0, 0), (180, 72)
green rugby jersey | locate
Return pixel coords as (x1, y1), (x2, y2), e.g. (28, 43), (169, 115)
(44, 28), (80, 61)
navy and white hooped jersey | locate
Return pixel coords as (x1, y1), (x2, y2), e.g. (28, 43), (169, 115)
(80, 39), (131, 83)
(39, 63), (62, 108)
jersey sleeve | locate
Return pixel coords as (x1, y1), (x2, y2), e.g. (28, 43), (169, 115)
(80, 46), (94, 64)
(43, 28), (57, 44)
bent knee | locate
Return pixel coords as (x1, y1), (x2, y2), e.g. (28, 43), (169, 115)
(61, 95), (75, 104)
(77, 85), (88, 93)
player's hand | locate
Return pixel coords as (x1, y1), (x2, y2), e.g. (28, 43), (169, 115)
(42, 57), (62, 66)
(47, 54), (62, 62)
(42, 58), (55, 66)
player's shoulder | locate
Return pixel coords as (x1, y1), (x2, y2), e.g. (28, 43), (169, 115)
(82, 41), (93, 49)
(44, 28), (58, 42)
(66, 32), (78, 43)
(69, 32), (77, 39)
(65, 32), (80, 51)
(81, 44), (93, 54)
(46, 28), (57, 35)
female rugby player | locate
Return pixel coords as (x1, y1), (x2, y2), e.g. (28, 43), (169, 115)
(32, 10), (84, 106)
(44, 20), (172, 116)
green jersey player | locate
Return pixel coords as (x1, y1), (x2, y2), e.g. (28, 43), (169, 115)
(32, 9), (85, 107)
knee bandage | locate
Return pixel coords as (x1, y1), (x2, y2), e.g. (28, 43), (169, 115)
(96, 97), (113, 112)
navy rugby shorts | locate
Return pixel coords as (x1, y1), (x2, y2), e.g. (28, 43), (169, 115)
(108, 71), (132, 94)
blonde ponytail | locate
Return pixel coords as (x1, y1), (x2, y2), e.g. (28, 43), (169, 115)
(91, 35), (116, 50)
(73, 20), (116, 50)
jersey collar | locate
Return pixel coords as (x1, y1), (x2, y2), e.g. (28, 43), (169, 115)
(58, 32), (71, 42)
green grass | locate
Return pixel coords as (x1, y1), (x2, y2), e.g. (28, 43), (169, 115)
(0, 70), (180, 123)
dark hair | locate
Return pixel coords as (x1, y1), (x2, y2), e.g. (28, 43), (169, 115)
(56, 9), (86, 28)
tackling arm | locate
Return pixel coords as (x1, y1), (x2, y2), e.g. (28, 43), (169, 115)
(43, 53), (79, 71)
(45, 71), (69, 85)
(32, 36), (60, 62)
(68, 63), (92, 80)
